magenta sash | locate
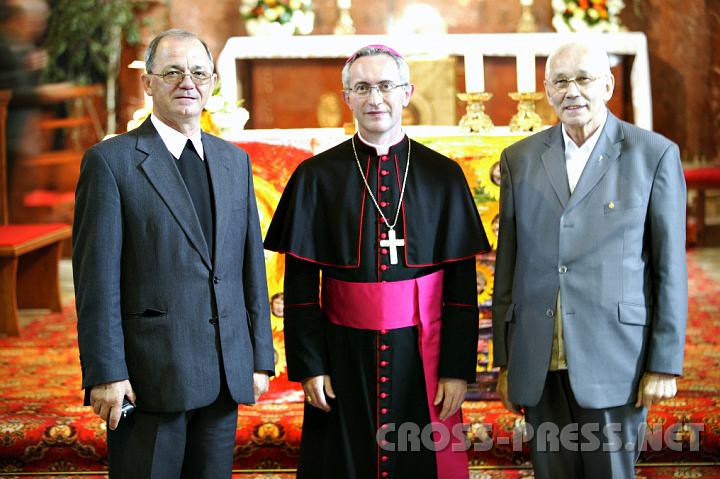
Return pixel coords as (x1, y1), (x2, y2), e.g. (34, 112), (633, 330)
(323, 271), (469, 479)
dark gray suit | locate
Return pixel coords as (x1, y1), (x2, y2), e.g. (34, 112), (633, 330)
(73, 118), (274, 475)
(492, 113), (687, 477)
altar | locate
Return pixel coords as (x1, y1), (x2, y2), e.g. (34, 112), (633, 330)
(217, 32), (652, 130)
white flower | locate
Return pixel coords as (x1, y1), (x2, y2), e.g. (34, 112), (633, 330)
(264, 8), (279, 21)
(587, 8), (599, 19)
(289, 0), (302, 9)
(205, 95), (225, 113)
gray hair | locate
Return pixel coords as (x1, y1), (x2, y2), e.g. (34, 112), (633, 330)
(144, 29), (214, 74)
(545, 41), (611, 79)
(341, 46), (410, 90)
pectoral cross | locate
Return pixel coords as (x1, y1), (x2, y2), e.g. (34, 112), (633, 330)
(380, 228), (405, 265)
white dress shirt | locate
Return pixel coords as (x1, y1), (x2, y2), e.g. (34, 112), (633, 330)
(150, 114), (205, 161)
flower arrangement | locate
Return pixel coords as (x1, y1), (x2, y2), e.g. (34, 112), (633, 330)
(551, 0), (625, 33)
(240, 0), (314, 36)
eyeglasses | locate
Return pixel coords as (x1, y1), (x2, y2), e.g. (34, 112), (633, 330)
(346, 81), (408, 97)
(548, 75), (603, 92)
(147, 70), (213, 85)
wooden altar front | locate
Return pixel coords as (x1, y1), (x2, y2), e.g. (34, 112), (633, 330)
(218, 32), (652, 131)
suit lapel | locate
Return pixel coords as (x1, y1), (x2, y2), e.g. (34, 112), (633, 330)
(203, 133), (233, 267)
(541, 125), (571, 208)
(136, 119), (212, 269)
(566, 112), (623, 212)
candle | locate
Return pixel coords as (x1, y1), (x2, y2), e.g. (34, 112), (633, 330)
(464, 53), (485, 93)
(516, 52), (536, 93)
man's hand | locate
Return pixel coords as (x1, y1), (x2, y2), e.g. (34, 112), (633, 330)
(635, 372), (677, 408)
(433, 378), (467, 421)
(253, 372), (270, 402)
(301, 375), (335, 412)
(496, 368), (522, 415)
(89, 380), (135, 431)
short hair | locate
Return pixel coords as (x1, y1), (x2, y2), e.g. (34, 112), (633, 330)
(341, 45), (410, 90)
(144, 29), (214, 74)
(545, 41), (611, 79)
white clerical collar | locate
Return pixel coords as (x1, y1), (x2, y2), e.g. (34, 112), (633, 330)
(561, 109), (607, 154)
(357, 129), (406, 156)
(151, 114), (205, 161)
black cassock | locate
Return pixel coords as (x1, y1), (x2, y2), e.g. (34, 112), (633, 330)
(264, 135), (489, 479)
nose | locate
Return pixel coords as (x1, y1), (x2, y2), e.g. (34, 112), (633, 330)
(178, 73), (196, 88)
(564, 80), (581, 96)
(367, 86), (384, 104)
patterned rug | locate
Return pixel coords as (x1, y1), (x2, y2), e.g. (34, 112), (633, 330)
(0, 254), (718, 476)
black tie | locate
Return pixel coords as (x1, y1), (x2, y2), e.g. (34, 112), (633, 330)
(177, 139), (214, 256)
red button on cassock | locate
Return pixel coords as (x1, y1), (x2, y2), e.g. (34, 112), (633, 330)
(381, 185), (389, 192)
(380, 360), (389, 367)
(381, 408), (389, 414)
(381, 155), (389, 161)
(381, 455), (389, 462)
(380, 345), (390, 351)
(380, 233), (388, 239)
(380, 392), (389, 398)
(381, 170), (389, 176)
(380, 376), (389, 382)
(381, 248), (388, 255)
(380, 329), (388, 334)
(381, 472), (389, 478)
(380, 201), (388, 207)
(380, 265), (389, 271)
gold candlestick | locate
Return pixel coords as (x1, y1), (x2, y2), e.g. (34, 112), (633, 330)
(517, 0), (537, 32)
(508, 92), (544, 132)
(334, 2), (355, 34)
(457, 92), (494, 133)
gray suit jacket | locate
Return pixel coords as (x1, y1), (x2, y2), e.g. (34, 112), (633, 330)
(492, 112), (687, 409)
(73, 118), (274, 412)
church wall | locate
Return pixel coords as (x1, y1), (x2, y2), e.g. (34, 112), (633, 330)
(119, 0), (718, 162)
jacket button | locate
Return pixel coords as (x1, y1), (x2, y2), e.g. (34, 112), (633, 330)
(558, 266), (567, 274)
(546, 309), (554, 318)
(380, 264), (389, 271)
(380, 360), (389, 367)
(380, 392), (389, 398)
(209, 317), (218, 325)
(381, 248), (388, 255)
(213, 276), (220, 284)
(380, 344), (390, 351)
(380, 407), (389, 414)
(380, 376), (389, 383)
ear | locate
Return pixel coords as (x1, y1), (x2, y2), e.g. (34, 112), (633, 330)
(402, 83), (415, 107)
(603, 73), (615, 102)
(141, 73), (153, 97)
(342, 90), (352, 109)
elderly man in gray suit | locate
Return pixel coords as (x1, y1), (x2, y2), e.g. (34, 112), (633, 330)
(492, 41), (687, 479)
(73, 29), (274, 478)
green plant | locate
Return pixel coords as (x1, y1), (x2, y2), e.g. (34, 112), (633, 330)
(43, 0), (146, 84)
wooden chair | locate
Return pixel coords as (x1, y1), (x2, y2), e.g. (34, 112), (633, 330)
(11, 83), (103, 225)
(685, 166), (720, 246)
(0, 90), (70, 336)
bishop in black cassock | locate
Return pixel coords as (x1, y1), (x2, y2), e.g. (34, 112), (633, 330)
(264, 45), (489, 479)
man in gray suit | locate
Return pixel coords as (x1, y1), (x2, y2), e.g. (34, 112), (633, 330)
(73, 29), (274, 478)
(492, 41), (687, 479)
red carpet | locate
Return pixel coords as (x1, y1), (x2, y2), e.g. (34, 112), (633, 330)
(0, 253), (718, 477)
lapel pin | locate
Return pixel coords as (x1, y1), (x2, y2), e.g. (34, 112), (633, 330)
(608, 201), (615, 209)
